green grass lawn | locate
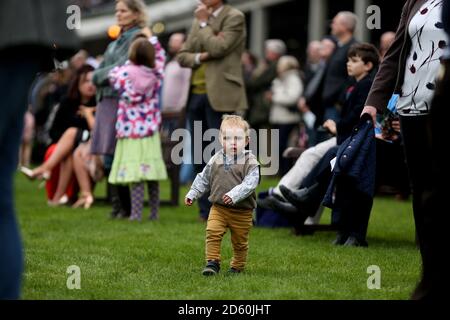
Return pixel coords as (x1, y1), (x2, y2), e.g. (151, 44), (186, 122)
(15, 173), (420, 300)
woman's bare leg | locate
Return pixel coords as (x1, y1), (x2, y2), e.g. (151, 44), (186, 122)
(73, 145), (92, 196)
(51, 156), (73, 203)
(33, 127), (78, 176)
(72, 144), (94, 209)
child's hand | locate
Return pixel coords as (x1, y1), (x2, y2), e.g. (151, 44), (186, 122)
(185, 198), (193, 206)
(222, 195), (233, 205)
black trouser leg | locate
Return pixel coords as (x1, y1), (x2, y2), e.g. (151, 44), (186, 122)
(400, 115), (434, 298)
(105, 169), (130, 218)
(118, 185), (131, 217)
(299, 146), (339, 222)
(411, 60), (450, 300)
(335, 175), (373, 242)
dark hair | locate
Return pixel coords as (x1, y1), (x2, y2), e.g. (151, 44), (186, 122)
(129, 36), (155, 68)
(67, 64), (95, 101)
(348, 43), (380, 69)
(132, 33), (148, 41)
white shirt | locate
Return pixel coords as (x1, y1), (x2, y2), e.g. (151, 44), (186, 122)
(269, 70), (303, 125)
(397, 0), (446, 116)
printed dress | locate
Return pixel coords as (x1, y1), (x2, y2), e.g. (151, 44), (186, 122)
(108, 37), (168, 184)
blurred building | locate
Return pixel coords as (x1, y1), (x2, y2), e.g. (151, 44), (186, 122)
(78, 0), (404, 61)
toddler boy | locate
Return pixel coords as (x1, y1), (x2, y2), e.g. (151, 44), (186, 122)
(185, 115), (260, 275)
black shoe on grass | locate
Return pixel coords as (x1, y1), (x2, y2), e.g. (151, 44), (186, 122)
(227, 268), (241, 275)
(202, 260), (220, 276)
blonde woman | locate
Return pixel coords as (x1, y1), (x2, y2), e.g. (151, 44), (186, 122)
(267, 55), (304, 175)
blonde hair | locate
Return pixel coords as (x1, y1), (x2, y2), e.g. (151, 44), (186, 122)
(277, 55), (300, 74)
(116, 0), (149, 28)
(220, 115), (250, 137)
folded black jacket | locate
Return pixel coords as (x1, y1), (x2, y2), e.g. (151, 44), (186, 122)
(323, 113), (376, 208)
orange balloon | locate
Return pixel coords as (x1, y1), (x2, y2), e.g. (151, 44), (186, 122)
(108, 25), (121, 39)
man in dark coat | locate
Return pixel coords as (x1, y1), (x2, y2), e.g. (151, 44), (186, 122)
(321, 12), (358, 122)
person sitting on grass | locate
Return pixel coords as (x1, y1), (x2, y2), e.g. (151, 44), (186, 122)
(185, 115), (260, 276)
(21, 65), (97, 206)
